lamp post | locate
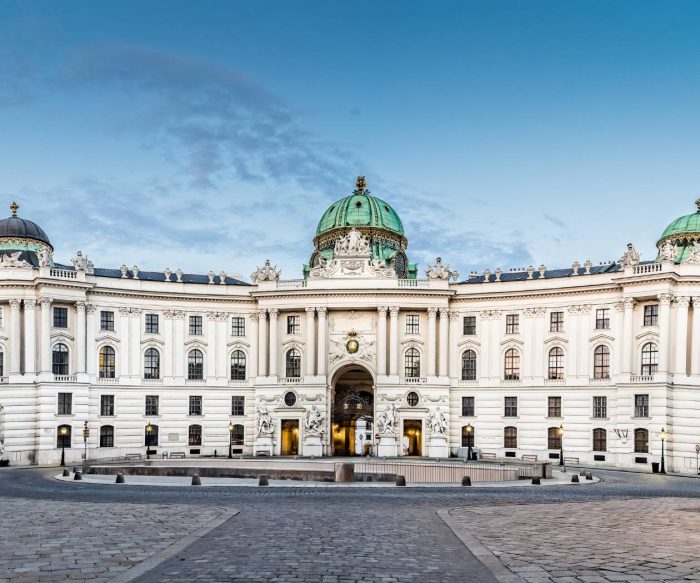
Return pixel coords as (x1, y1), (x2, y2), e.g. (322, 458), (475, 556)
(558, 424), (565, 468)
(82, 421), (90, 463)
(145, 422), (153, 460)
(659, 427), (667, 474)
(465, 423), (473, 461)
(696, 444), (700, 476)
(228, 422), (234, 459)
(59, 425), (69, 467)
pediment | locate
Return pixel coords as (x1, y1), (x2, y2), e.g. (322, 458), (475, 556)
(635, 330), (659, 342)
(589, 333), (615, 343)
(184, 339), (207, 349)
(401, 338), (425, 347)
(281, 338), (304, 348)
(544, 335), (568, 345)
(500, 338), (525, 347)
(51, 331), (75, 343)
(457, 338), (481, 348)
(96, 333), (120, 344)
(141, 337), (165, 347)
(227, 340), (251, 349)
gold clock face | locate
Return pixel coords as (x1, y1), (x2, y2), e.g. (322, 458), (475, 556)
(346, 339), (360, 354)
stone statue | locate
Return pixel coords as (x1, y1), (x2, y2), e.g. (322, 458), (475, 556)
(304, 405), (324, 436)
(251, 259), (281, 283)
(0, 251), (31, 268)
(425, 257), (459, 281)
(619, 243), (641, 268)
(427, 407), (448, 437)
(686, 243), (700, 264)
(658, 240), (677, 262)
(334, 228), (370, 257)
(72, 250), (87, 271)
(376, 404), (397, 436)
(38, 248), (52, 267)
(255, 400), (275, 437)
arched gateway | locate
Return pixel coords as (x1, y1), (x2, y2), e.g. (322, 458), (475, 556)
(331, 365), (374, 456)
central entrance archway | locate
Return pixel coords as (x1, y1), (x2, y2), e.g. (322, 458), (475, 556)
(331, 366), (374, 456)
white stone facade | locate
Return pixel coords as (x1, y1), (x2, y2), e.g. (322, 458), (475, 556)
(0, 223), (699, 474)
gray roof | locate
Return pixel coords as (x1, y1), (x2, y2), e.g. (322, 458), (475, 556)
(54, 264), (250, 286)
(459, 262), (624, 284)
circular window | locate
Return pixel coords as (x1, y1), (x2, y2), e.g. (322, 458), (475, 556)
(406, 391), (419, 407)
(355, 201), (362, 208)
(284, 392), (297, 407)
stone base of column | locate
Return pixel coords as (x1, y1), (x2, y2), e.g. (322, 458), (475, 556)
(303, 434), (323, 457)
(377, 435), (398, 457)
(428, 435), (449, 458)
(254, 436), (274, 456)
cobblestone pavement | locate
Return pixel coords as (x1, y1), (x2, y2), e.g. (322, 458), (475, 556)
(0, 468), (699, 582)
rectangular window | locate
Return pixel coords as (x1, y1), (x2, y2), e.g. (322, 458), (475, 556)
(145, 395), (159, 416)
(504, 396), (518, 417)
(463, 316), (476, 335)
(461, 396), (475, 417)
(231, 316), (245, 336)
(405, 314), (420, 334)
(634, 394), (649, 418)
(548, 396), (562, 418)
(100, 395), (114, 416)
(53, 307), (68, 328)
(593, 396), (607, 419)
(550, 312), (564, 332)
(506, 314), (519, 334)
(504, 426), (518, 449)
(287, 315), (300, 335)
(100, 310), (114, 331)
(644, 305), (658, 326)
(189, 395), (202, 416)
(145, 313), (159, 334)
(99, 426), (114, 448)
(57, 392), (72, 415)
(596, 308), (610, 330)
(231, 396), (245, 416)
(189, 315), (203, 335)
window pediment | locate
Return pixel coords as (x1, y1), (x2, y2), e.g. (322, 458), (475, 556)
(140, 337), (165, 346)
(50, 331), (75, 343)
(589, 333), (615, 344)
(95, 333), (120, 344)
(457, 338), (481, 348)
(227, 340), (251, 349)
(500, 338), (524, 347)
(184, 339), (207, 349)
(544, 335), (568, 345)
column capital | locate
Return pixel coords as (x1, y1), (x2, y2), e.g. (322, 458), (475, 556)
(257, 308), (267, 319)
(389, 306), (400, 317)
(675, 296), (691, 308)
(658, 292), (673, 306)
(24, 299), (36, 309)
(578, 304), (591, 314)
(206, 311), (217, 319)
(215, 312), (228, 322)
(449, 310), (460, 321)
(9, 299), (21, 309)
(305, 307), (316, 316)
(692, 296), (700, 306)
(623, 298), (636, 310)
(173, 310), (186, 320)
(75, 300), (86, 312)
(427, 307), (438, 317)
(39, 296), (52, 308)
(613, 300), (625, 312)
(268, 308), (279, 318)
(86, 303), (97, 314)
(249, 311), (259, 322)
(377, 306), (388, 315)
(316, 307), (327, 316)
(438, 307), (449, 318)
(119, 307), (131, 316)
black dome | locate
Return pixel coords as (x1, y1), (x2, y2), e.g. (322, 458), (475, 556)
(0, 203), (52, 248)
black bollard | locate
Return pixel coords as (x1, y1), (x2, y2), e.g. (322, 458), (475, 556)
(73, 471), (82, 481)
(462, 476), (472, 487)
(191, 474), (201, 486)
(259, 474), (269, 486)
(580, 470), (586, 476)
(571, 474), (580, 483)
(62, 468), (70, 477)
(585, 472), (593, 480)
(396, 475), (406, 487)
(531, 477), (541, 485)
(116, 473), (125, 484)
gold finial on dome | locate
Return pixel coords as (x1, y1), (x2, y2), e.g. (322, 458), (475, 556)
(9, 201), (18, 217)
(355, 175), (367, 195)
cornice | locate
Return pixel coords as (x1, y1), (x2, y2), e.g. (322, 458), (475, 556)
(87, 289), (256, 304)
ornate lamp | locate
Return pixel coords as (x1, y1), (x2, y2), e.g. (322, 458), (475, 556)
(145, 422), (153, 460)
(228, 422), (234, 459)
(659, 427), (667, 474)
(558, 424), (565, 468)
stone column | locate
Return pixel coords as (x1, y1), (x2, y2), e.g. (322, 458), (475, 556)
(173, 311), (185, 378)
(206, 312), (217, 380)
(522, 309), (534, 379)
(691, 297), (700, 376)
(389, 307), (399, 376)
(438, 308), (449, 377)
(86, 304), (97, 376)
(448, 310), (460, 379)
(621, 299), (635, 374)
(566, 306), (579, 378)
(163, 311), (174, 378)
(427, 307), (437, 377)
(130, 308), (142, 378)
(216, 313), (228, 379)
(75, 301), (86, 374)
(658, 293), (672, 373)
(479, 311), (491, 381)
(39, 297), (52, 373)
(532, 309), (545, 378)
(23, 299), (36, 374)
(675, 296), (690, 376)
(305, 307), (316, 376)
(490, 311), (502, 378)
(578, 305), (591, 378)
(119, 308), (131, 377)
(317, 307), (327, 376)
(268, 308), (278, 377)
(613, 301), (625, 376)
(249, 312), (259, 379)
(377, 307), (387, 376)
(257, 309), (267, 377)
(9, 299), (21, 375)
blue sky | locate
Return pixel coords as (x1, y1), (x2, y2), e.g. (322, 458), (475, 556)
(1, 1), (699, 280)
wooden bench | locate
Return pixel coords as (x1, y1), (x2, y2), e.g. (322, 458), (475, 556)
(480, 452), (497, 460)
(169, 452), (186, 459)
(564, 456), (580, 464)
(125, 453), (142, 461)
(521, 454), (538, 462)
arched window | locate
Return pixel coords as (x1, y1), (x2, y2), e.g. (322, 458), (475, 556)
(461, 425), (474, 447)
(231, 350), (246, 380)
(634, 428), (649, 453)
(99, 346), (115, 379)
(231, 424), (244, 446)
(99, 425), (114, 448)
(145, 424), (159, 447)
(593, 345), (610, 379)
(504, 348), (520, 380)
(187, 349), (204, 380)
(188, 424), (202, 446)
(593, 428), (606, 452)
(144, 348), (160, 380)
(548, 347), (564, 380)
(52, 343), (69, 375)
(286, 349), (301, 378)
(461, 350), (477, 380)
(405, 348), (420, 378)
(56, 424), (71, 448)
(504, 426), (518, 449)
(641, 343), (658, 375)
(548, 426), (562, 450)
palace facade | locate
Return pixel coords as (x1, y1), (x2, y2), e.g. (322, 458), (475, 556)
(1, 180), (699, 473)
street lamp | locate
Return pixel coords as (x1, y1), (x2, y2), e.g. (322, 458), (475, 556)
(59, 425), (69, 467)
(696, 444), (700, 476)
(659, 427), (667, 474)
(82, 421), (90, 464)
(228, 422), (234, 459)
(465, 423), (473, 461)
(558, 424), (565, 468)
(145, 422), (153, 460)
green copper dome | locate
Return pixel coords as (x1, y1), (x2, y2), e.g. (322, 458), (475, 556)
(316, 177), (404, 236)
(658, 199), (700, 243)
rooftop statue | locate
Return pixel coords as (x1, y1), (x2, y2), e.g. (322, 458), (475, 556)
(619, 243), (641, 268)
(251, 259), (281, 283)
(0, 251), (31, 268)
(425, 257), (459, 281)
